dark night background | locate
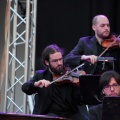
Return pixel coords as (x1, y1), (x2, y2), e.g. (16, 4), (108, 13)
(35, 0), (120, 70)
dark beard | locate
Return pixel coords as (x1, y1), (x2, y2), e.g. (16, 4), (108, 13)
(49, 64), (64, 75)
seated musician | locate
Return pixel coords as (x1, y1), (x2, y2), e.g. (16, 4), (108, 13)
(89, 70), (120, 120)
(22, 44), (88, 120)
(64, 14), (120, 75)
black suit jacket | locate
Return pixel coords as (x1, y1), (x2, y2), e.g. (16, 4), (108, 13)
(22, 69), (82, 115)
(64, 36), (120, 74)
(89, 104), (102, 120)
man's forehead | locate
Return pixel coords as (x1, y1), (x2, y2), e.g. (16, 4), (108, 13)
(49, 52), (62, 59)
(109, 78), (117, 84)
(97, 17), (109, 25)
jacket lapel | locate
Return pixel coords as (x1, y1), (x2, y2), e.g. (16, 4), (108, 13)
(89, 36), (97, 55)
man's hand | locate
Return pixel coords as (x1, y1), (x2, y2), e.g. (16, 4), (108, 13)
(34, 79), (50, 88)
(81, 55), (97, 64)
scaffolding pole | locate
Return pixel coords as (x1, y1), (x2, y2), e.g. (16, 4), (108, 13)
(4, 0), (37, 114)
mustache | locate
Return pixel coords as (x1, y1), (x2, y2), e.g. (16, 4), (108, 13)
(104, 30), (109, 33)
(57, 65), (63, 68)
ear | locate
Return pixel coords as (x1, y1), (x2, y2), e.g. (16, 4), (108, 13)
(92, 25), (96, 31)
(45, 60), (49, 66)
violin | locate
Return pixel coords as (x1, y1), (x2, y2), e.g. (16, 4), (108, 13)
(52, 73), (73, 84)
(50, 66), (86, 86)
(50, 64), (86, 86)
(51, 66), (72, 85)
(101, 35), (120, 48)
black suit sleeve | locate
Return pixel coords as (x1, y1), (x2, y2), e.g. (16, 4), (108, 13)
(21, 70), (45, 95)
(64, 38), (84, 68)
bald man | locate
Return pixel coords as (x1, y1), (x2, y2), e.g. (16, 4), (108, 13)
(65, 15), (120, 75)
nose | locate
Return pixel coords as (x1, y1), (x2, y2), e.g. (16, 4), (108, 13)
(58, 60), (62, 64)
(110, 86), (114, 91)
(105, 25), (109, 30)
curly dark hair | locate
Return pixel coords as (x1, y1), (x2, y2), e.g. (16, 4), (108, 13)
(42, 44), (64, 66)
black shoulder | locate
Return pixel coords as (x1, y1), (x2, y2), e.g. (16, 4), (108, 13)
(35, 69), (46, 74)
(79, 36), (93, 41)
(34, 69), (47, 77)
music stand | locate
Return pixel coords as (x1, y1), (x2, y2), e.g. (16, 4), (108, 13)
(79, 75), (101, 105)
(102, 96), (120, 120)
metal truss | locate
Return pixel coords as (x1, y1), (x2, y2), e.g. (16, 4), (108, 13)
(4, 0), (37, 114)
